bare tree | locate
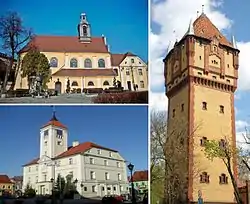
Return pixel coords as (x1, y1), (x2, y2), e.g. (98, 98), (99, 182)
(150, 110), (203, 204)
(0, 11), (32, 95)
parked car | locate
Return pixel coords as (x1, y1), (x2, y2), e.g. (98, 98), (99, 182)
(102, 195), (123, 204)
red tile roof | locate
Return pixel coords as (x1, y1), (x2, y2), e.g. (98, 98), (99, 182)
(193, 14), (232, 48)
(41, 114), (67, 129)
(130, 170), (148, 182)
(23, 158), (39, 166)
(52, 68), (117, 77)
(55, 141), (117, 159)
(111, 52), (137, 66)
(23, 142), (118, 166)
(19, 36), (109, 53)
(0, 175), (13, 184)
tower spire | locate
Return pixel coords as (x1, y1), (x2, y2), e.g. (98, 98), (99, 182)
(202, 5), (205, 14)
(50, 106), (58, 121)
(186, 19), (194, 35)
(231, 34), (237, 49)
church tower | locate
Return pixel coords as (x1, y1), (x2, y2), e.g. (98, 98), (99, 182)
(77, 13), (91, 43)
(164, 11), (239, 203)
(39, 110), (68, 159)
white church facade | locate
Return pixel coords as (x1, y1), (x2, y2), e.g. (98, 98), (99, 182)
(22, 113), (129, 197)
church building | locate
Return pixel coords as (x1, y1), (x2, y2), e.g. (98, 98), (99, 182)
(22, 112), (129, 197)
(15, 13), (148, 93)
(164, 10), (239, 203)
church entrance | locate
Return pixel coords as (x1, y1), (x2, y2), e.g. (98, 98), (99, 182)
(55, 79), (62, 95)
(127, 81), (132, 91)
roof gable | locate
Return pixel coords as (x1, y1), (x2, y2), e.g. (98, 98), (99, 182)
(0, 175), (13, 184)
(193, 14), (232, 47)
(19, 36), (109, 54)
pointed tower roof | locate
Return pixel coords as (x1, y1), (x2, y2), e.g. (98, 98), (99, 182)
(41, 110), (67, 129)
(192, 13), (233, 48)
(185, 19), (195, 36)
(231, 34), (237, 49)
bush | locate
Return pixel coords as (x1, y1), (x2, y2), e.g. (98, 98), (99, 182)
(104, 87), (124, 93)
(93, 91), (148, 104)
(83, 88), (103, 94)
(7, 89), (30, 97)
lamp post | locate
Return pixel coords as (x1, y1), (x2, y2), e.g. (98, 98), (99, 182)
(50, 178), (55, 204)
(128, 163), (136, 204)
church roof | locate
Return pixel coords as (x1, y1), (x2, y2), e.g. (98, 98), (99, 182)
(192, 13), (233, 48)
(19, 35), (109, 53)
(111, 52), (137, 66)
(129, 170), (148, 182)
(41, 113), (67, 129)
(23, 142), (118, 166)
(52, 68), (117, 77)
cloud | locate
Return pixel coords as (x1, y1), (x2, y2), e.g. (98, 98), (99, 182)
(149, 92), (168, 111)
(150, 0), (250, 110)
(236, 120), (250, 150)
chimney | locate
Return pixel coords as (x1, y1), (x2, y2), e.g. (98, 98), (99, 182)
(72, 141), (79, 147)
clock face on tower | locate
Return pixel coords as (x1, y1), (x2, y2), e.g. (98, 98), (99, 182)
(56, 129), (63, 139)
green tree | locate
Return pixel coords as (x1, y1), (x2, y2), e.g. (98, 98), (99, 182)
(54, 174), (66, 195)
(113, 77), (117, 87)
(21, 49), (51, 89)
(24, 184), (36, 198)
(0, 11), (32, 94)
(203, 138), (243, 204)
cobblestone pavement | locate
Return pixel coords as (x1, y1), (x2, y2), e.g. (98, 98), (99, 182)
(0, 94), (97, 104)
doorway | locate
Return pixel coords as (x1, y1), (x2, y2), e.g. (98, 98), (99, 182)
(55, 79), (62, 94)
(127, 81), (131, 91)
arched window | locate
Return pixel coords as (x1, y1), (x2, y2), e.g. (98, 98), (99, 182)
(70, 58), (78, 68)
(84, 58), (92, 68)
(71, 81), (78, 86)
(88, 81), (94, 86)
(140, 81), (144, 88)
(103, 81), (109, 86)
(83, 26), (87, 36)
(50, 57), (58, 67)
(98, 59), (105, 68)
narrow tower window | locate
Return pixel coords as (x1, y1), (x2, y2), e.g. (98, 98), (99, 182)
(219, 174), (228, 184)
(202, 102), (207, 110)
(219, 139), (226, 148)
(200, 172), (209, 183)
(219, 105), (224, 114)
(172, 109), (176, 118)
(181, 104), (184, 112)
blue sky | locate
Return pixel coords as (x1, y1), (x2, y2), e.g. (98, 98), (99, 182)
(0, 0), (148, 62)
(0, 105), (148, 177)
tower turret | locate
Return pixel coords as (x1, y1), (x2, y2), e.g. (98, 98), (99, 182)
(77, 13), (91, 43)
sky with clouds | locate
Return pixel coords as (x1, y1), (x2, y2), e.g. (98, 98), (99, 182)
(150, 0), (250, 146)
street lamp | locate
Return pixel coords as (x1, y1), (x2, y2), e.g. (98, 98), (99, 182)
(128, 163), (136, 204)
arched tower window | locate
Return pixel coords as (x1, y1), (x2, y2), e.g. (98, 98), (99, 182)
(84, 58), (92, 68)
(71, 81), (78, 86)
(98, 59), (105, 68)
(50, 57), (58, 67)
(83, 26), (87, 36)
(70, 58), (78, 68)
(103, 81), (109, 86)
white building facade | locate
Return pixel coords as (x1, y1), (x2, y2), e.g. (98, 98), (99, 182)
(22, 114), (129, 197)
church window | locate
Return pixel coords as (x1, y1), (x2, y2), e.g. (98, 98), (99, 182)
(200, 172), (209, 183)
(88, 81), (94, 86)
(71, 81), (78, 86)
(84, 187), (87, 191)
(98, 59), (105, 68)
(44, 130), (49, 137)
(199, 56), (202, 60)
(84, 58), (92, 68)
(50, 57), (58, 67)
(83, 26), (87, 36)
(219, 139), (226, 148)
(219, 174), (228, 184)
(140, 81), (144, 88)
(104, 160), (108, 166)
(138, 69), (143, 75)
(70, 58), (78, 68)
(202, 102), (207, 110)
(44, 141), (47, 146)
(172, 109), (175, 118)
(69, 158), (73, 165)
(103, 81), (109, 86)
(200, 137), (208, 146)
(92, 185), (96, 192)
(118, 173), (122, 181)
(219, 105), (224, 114)
(126, 68), (130, 75)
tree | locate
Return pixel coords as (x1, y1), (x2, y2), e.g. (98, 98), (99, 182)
(203, 137), (243, 204)
(0, 11), (32, 94)
(113, 77), (117, 88)
(54, 174), (66, 195)
(24, 184), (36, 198)
(151, 110), (203, 204)
(21, 49), (51, 89)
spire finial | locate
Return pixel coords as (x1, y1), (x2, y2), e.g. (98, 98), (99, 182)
(231, 34), (237, 49)
(50, 106), (58, 121)
(197, 11), (199, 17)
(166, 41), (171, 54)
(202, 5), (205, 14)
